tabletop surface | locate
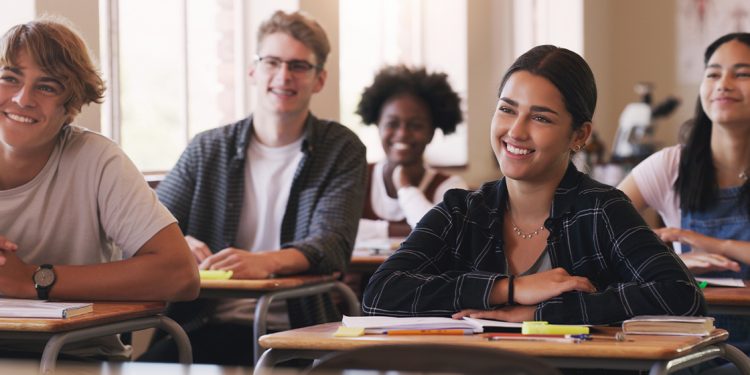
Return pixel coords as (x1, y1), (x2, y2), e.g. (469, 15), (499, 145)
(259, 322), (729, 360)
(0, 301), (165, 333)
(703, 281), (750, 306)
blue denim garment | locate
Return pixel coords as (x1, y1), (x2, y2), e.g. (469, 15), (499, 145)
(682, 185), (750, 354)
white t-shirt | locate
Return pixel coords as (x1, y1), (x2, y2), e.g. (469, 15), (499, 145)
(356, 160), (468, 242)
(630, 145), (683, 251)
(0, 125), (176, 358)
(213, 135), (303, 327)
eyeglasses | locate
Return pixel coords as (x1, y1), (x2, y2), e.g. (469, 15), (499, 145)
(254, 55), (321, 75)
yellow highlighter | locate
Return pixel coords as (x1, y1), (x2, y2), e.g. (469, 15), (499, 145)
(199, 270), (233, 280)
(522, 321), (589, 335)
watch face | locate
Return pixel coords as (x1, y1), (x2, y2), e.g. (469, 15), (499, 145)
(34, 268), (55, 287)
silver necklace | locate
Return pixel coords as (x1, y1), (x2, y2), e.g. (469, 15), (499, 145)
(511, 221), (546, 240)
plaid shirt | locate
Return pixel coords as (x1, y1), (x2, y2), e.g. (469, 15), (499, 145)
(363, 164), (706, 324)
(157, 113), (366, 275)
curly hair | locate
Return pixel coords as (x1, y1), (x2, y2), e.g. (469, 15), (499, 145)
(356, 65), (463, 135)
(0, 17), (105, 123)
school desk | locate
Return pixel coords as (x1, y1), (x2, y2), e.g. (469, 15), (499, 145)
(703, 281), (750, 316)
(255, 322), (750, 375)
(200, 275), (361, 363)
(0, 301), (191, 374)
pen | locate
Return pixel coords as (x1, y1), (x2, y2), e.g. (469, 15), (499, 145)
(488, 335), (581, 343)
(385, 329), (474, 335)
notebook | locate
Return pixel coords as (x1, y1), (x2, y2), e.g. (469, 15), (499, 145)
(342, 315), (523, 334)
(0, 298), (93, 319)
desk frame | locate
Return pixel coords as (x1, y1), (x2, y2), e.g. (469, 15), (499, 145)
(256, 342), (750, 375)
(201, 280), (360, 363)
(254, 325), (750, 375)
(0, 314), (191, 374)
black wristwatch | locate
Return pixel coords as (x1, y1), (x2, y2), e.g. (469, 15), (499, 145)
(32, 264), (56, 300)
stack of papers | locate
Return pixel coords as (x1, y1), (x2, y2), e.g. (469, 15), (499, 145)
(695, 277), (746, 288)
(342, 315), (522, 334)
(622, 315), (715, 336)
(0, 298), (93, 319)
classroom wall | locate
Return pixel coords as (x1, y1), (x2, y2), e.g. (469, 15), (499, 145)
(30, 0), (699, 188)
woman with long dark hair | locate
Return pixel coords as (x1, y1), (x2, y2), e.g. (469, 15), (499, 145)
(363, 45), (703, 325)
(619, 33), (750, 372)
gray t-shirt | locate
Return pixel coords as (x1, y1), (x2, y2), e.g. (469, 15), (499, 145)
(0, 125), (176, 358)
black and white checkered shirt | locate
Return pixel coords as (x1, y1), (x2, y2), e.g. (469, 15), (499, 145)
(363, 164), (706, 324)
(157, 113), (366, 275)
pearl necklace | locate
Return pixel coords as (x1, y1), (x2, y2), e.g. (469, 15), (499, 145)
(511, 221), (546, 240)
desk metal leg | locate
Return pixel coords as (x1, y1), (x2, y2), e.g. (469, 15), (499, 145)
(719, 343), (750, 374)
(39, 315), (192, 374)
(252, 281), (361, 363)
(254, 349), (331, 375)
(333, 281), (361, 316)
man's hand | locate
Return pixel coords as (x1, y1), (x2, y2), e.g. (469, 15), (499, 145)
(513, 268), (597, 305)
(679, 252), (740, 274)
(452, 305), (536, 322)
(0, 236), (18, 266)
(0, 247), (36, 298)
(185, 235), (212, 263)
(199, 248), (277, 279)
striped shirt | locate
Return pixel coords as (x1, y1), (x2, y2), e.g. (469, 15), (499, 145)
(363, 163), (706, 324)
(157, 113), (367, 275)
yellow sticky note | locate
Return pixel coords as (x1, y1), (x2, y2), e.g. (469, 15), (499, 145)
(199, 270), (233, 280)
(334, 326), (365, 337)
(522, 321), (589, 335)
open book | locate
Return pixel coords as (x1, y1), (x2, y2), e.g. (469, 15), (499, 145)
(622, 315), (715, 336)
(342, 315), (522, 333)
(0, 298), (93, 319)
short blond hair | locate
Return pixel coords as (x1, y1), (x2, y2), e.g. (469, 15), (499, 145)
(0, 17), (105, 122)
(257, 10), (330, 68)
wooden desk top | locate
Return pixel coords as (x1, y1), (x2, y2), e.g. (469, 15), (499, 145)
(200, 274), (337, 292)
(703, 282), (750, 306)
(0, 301), (165, 333)
(259, 322), (729, 360)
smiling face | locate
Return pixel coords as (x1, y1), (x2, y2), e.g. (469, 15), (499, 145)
(491, 71), (589, 184)
(700, 40), (750, 127)
(249, 32), (326, 118)
(378, 93), (434, 166)
(0, 49), (68, 157)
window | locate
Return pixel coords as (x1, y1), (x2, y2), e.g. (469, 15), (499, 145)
(105, 0), (245, 172)
(513, 0), (583, 57)
(339, 0), (468, 167)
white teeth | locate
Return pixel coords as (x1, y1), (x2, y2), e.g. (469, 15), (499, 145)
(506, 143), (531, 155)
(271, 89), (294, 96)
(6, 113), (35, 123)
(392, 142), (410, 150)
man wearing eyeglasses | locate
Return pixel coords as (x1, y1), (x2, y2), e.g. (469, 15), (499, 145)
(141, 10), (366, 365)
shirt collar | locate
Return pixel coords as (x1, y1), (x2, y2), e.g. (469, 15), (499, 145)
(235, 113), (317, 160)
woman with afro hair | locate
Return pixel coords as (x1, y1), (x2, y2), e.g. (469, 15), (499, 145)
(356, 65), (467, 241)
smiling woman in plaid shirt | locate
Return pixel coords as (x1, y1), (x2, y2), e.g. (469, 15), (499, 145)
(362, 45), (705, 325)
